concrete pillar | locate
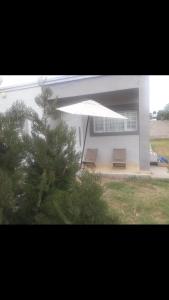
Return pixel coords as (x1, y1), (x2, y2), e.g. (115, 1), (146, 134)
(139, 76), (150, 170)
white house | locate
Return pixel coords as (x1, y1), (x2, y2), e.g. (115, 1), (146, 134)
(0, 75), (150, 171)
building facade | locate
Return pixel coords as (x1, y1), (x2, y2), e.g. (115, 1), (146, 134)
(0, 75), (150, 171)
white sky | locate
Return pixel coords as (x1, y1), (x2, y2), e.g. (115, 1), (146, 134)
(149, 76), (169, 112)
(0, 75), (169, 113)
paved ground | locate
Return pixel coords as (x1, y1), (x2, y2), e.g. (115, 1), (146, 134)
(85, 167), (151, 179)
(81, 165), (169, 180)
(150, 166), (169, 179)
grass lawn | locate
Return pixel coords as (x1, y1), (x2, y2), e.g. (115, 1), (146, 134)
(103, 177), (169, 224)
(151, 138), (169, 159)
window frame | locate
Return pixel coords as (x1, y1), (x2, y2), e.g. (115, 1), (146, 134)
(93, 110), (138, 134)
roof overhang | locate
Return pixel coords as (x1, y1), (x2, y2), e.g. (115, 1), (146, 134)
(0, 76), (101, 93)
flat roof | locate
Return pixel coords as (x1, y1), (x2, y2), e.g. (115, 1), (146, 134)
(0, 75), (101, 92)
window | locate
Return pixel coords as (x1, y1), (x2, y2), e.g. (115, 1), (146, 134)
(122, 111), (138, 131)
(93, 111), (138, 133)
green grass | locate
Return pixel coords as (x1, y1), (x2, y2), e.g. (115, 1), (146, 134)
(103, 177), (169, 224)
(151, 138), (169, 159)
(101, 138), (169, 224)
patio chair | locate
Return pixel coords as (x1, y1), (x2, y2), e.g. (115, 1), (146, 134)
(112, 148), (126, 168)
(82, 148), (98, 168)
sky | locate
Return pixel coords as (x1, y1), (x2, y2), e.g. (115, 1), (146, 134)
(149, 76), (169, 112)
(0, 75), (169, 113)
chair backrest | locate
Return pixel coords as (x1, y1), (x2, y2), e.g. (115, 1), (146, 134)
(84, 148), (98, 162)
(113, 149), (126, 162)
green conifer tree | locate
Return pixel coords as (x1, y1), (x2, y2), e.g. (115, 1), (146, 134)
(0, 86), (119, 224)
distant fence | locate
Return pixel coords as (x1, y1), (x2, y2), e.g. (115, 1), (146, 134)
(150, 120), (169, 139)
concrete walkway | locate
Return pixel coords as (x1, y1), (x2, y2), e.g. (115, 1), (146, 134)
(82, 167), (151, 179)
(150, 166), (169, 179)
(80, 166), (169, 180)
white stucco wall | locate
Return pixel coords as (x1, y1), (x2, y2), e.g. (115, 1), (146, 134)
(50, 75), (140, 99)
(84, 122), (139, 169)
(49, 75), (148, 170)
(49, 75), (142, 170)
(138, 76), (150, 170)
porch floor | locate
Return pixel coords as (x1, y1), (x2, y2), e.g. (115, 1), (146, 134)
(92, 167), (151, 179)
(150, 165), (169, 179)
(80, 165), (169, 179)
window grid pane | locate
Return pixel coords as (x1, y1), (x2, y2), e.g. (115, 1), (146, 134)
(105, 118), (125, 132)
(125, 112), (137, 131)
(94, 111), (137, 133)
(94, 117), (104, 132)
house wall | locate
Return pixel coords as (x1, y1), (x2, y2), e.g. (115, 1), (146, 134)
(0, 76), (149, 171)
(59, 112), (141, 170)
(54, 86), (140, 170)
(50, 75), (149, 170)
(50, 75), (140, 98)
(138, 76), (150, 170)
(85, 128), (140, 170)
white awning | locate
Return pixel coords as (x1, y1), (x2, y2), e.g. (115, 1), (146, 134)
(57, 100), (127, 119)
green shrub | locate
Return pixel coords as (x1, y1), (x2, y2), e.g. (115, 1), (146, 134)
(0, 169), (16, 224)
(35, 171), (119, 224)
